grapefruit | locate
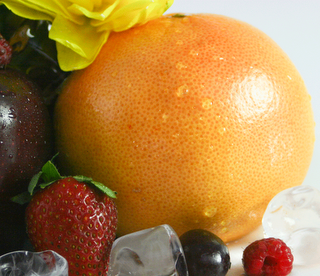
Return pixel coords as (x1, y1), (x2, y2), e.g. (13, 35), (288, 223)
(54, 14), (315, 242)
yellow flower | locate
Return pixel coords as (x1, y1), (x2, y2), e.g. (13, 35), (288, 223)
(1, 0), (174, 71)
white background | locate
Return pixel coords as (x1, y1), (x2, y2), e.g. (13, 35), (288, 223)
(165, 1), (320, 275)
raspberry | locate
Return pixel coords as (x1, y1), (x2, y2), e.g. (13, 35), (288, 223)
(0, 34), (12, 67)
(242, 237), (294, 276)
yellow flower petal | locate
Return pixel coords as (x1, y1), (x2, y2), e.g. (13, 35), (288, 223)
(94, 0), (173, 31)
(1, 0), (174, 71)
(68, 0), (120, 20)
(55, 39), (109, 71)
(50, 14), (110, 70)
(68, 0), (95, 12)
(1, 0), (54, 20)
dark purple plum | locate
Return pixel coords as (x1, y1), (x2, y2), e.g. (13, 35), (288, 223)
(0, 68), (53, 201)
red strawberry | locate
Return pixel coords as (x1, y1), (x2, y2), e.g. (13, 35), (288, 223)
(16, 157), (117, 276)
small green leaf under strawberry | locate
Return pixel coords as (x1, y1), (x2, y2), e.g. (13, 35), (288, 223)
(17, 157), (118, 276)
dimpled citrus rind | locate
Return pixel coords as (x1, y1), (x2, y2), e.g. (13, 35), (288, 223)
(54, 14), (315, 242)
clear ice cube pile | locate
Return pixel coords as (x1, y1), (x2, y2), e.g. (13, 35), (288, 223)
(0, 250), (68, 276)
(263, 185), (320, 266)
(107, 224), (188, 276)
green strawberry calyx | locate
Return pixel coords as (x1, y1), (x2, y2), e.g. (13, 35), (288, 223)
(12, 153), (117, 204)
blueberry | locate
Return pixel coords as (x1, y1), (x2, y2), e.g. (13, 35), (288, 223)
(180, 229), (231, 276)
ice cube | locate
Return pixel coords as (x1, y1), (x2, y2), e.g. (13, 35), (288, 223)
(0, 250), (68, 276)
(107, 224), (188, 276)
(262, 185), (320, 266)
(262, 185), (320, 241)
(286, 228), (320, 266)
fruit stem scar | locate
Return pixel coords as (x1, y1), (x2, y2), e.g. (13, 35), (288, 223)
(172, 14), (187, 18)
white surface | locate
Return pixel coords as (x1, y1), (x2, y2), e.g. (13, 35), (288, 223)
(165, 1), (320, 275)
(227, 226), (320, 276)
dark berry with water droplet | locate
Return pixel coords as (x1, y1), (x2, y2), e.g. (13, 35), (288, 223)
(0, 68), (53, 201)
(180, 229), (231, 276)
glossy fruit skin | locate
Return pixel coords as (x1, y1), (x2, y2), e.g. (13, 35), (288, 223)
(180, 229), (231, 276)
(242, 238), (293, 276)
(54, 14), (315, 242)
(0, 69), (53, 201)
(26, 177), (118, 275)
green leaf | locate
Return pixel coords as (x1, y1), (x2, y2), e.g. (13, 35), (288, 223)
(39, 180), (59, 189)
(70, 175), (116, 198)
(41, 160), (61, 183)
(25, 153), (62, 197)
(73, 175), (117, 198)
(90, 180), (117, 199)
(17, 152), (117, 204)
(11, 191), (32, 205)
(73, 175), (93, 183)
(28, 171), (43, 195)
